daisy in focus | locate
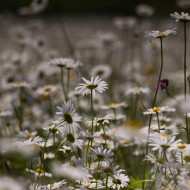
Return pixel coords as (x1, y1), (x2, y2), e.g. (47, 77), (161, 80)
(75, 76), (108, 96)
(145, 28), (176, 38)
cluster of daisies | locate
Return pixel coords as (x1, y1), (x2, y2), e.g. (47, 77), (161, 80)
(1, 1), (190, 189)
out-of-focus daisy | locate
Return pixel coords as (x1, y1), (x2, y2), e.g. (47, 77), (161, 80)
(0, 108), (12, 117)
(107, 173), (129, 190)
(18, 0), (48, 15)
(145, 28), (176, 38)
(170, 12), (190, 22)
(75, 76), (108, 96)
(26, 167), (52, 177)
(0, 177), (24, 190)
(59, 127), (84, 152)
(176, 0), (190, 8)
(136, 4), (154, 17)
(52, 162), (91, 180)
(90, 65), (112, 79)
(91, 146), (113, 162)
(143, 106), (168, 115)
(86, 114), (114, 127)
(45, 180), (66, 190)
(101, 102), (127, 110)
(78, 179), (104, 189)
(125, 87), (150, 95)
(18, 130), (37, 138)
(50, 57), (81, 69)
(175, 146), (190, 163)
(35, 85), (58, 99)
(56, 101), (81, 131)
(113, 16), (137, 30)
(149, 132), (181, 154)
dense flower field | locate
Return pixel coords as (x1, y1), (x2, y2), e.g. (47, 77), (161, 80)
(1, 0), (190, 190)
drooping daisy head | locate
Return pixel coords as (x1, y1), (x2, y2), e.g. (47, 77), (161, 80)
(75, 76), (108, 96)
(170, 12), (190, 22)
(145, 28), (177, 38)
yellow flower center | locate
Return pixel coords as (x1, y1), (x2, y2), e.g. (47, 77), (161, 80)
(161, 133), (170, 138)
(120, 140), (129, 145)
(158, 31), (165, 36)
(152, 107), (161, 113)
(134, 87), (141, 93)
(86, 183), (91, 188)
(51, 184), (55, 188)
(178, 144), (187, 149)
(35, 168), (44, 174)
(108, 102), (117, 109)
(156, 158), (165, 164)
(184, 154), (190, 162)
(43, 85), (53, 92)
(26, 132), (33, 137)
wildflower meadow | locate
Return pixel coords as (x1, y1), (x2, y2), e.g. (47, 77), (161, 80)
(1, 1), (190, 190)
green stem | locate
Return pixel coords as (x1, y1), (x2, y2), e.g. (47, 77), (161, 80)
(143, 37), (164, 190)
(66, 68), (71, 99)
(133, 94), (139, 119)
(60, 66), (68, 101)
(90, 89), (94, 135)
(183, 22), (190, 143)
(102, 124), (107, 147)
(156, 113), (161, 133)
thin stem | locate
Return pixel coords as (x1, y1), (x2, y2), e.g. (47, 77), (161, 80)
(183, 22), (190, 143)
(143, 37), (164, 190)
(60, 66), (68, 101)
(133, 94), (139, 119)
(156, 113), (161, 133)
(66, 68), (71, 99)
(102, 124), (107, 146)
(90, 90), (94, 135)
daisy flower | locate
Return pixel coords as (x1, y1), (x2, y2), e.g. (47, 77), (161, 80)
(170, 12), (190, 22)
(86, 114), (114, 127)
(56, 101), (82, 131)
(101, 102), (127, 110)
(91, 146), (113, 162)
(90, 65), (112, 79)
(59, 127), (84, 152)
(75, 76), (108, 96)
(125, 87), (150, 95)
(143, 106), (168, 115)
(108, 173), (129, 190)
(149, 132), (181, 154)
(26, 168), (52, 177)
(45, 180), (66, 190)
(0, 177), (24, 190)
(145, 28), (176, 38)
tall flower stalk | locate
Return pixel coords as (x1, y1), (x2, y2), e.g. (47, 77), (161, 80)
(170, 12), (190, 143)
(142, 29), (176, 190)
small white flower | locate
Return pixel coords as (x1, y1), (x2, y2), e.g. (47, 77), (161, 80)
(75, 76), (108, 96)
(125, 87), (150, 95)
(108, 173), (129, 190)
(145, 28), (176, 38)
(86, 114), (114, 127)
(170, 12), (190, 22)
(56, 101), (82, 131)
(91, 146), (113, 162)
(143, 106), (168, 115)
(26, 168), (52, 177)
